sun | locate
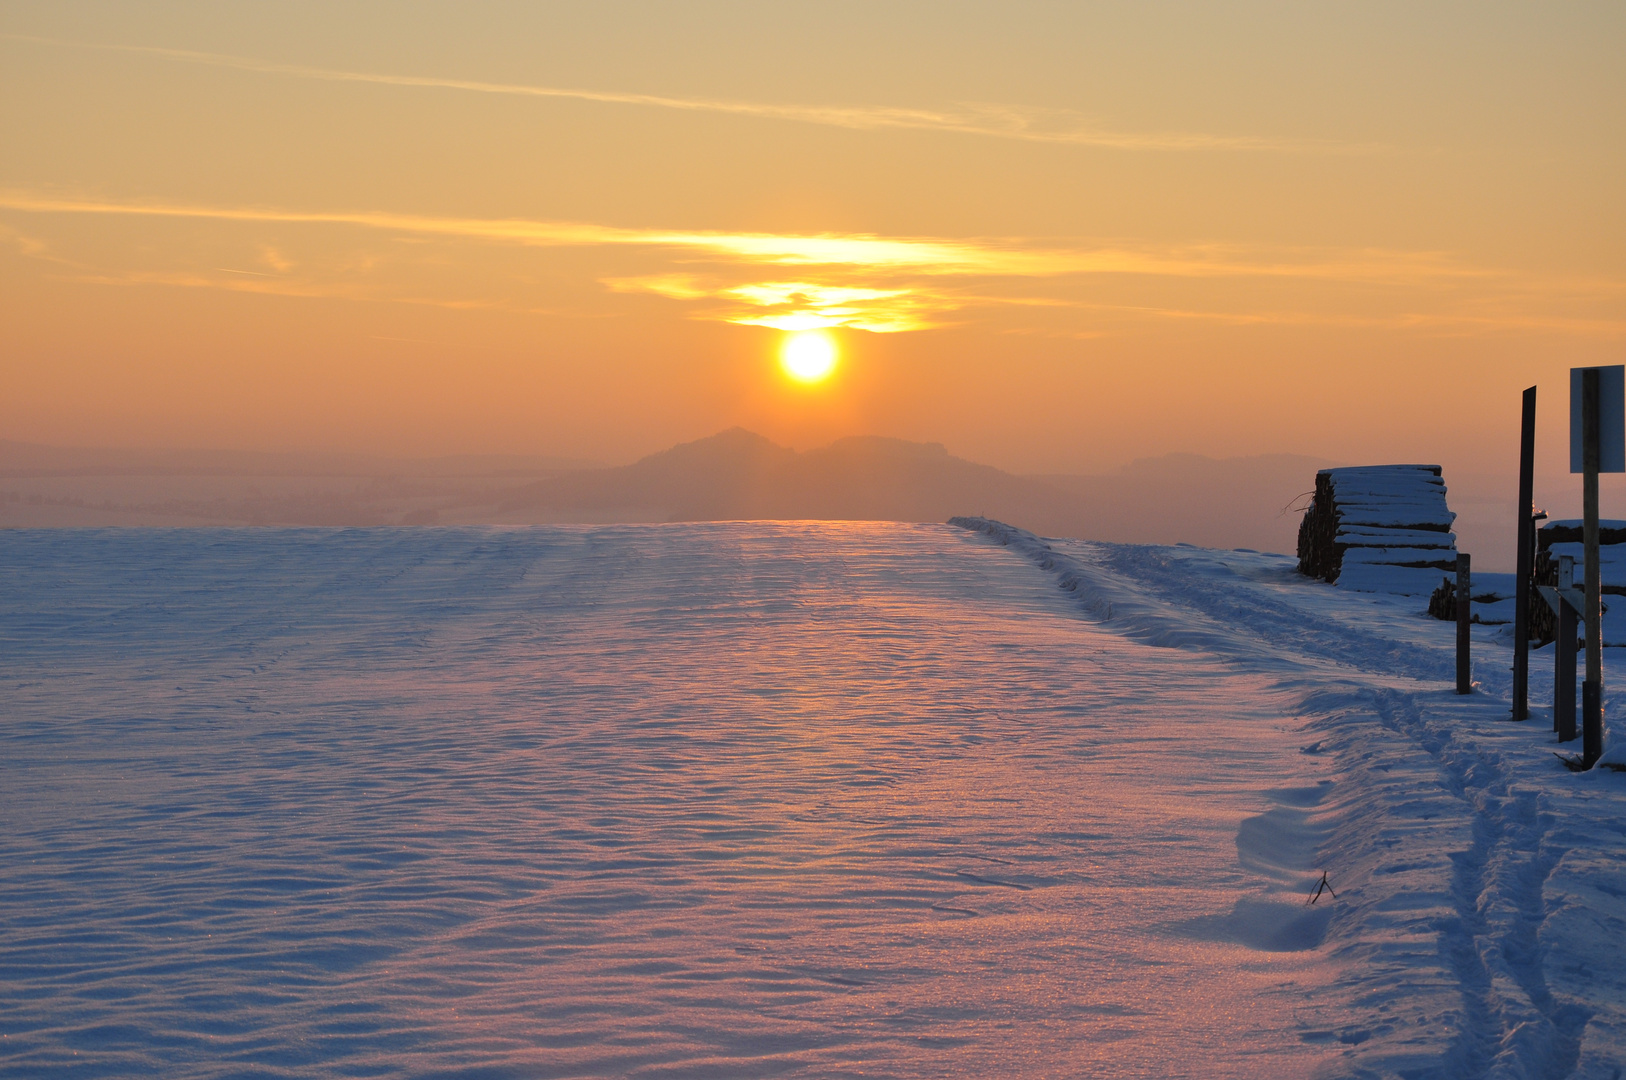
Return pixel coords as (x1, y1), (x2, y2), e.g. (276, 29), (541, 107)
(779, 330), (838, 384)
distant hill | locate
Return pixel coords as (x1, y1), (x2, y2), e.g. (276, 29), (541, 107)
(482, 429), (1330, 553)
(0, 430), (1335, 554)
(489, 428), (1068, 524)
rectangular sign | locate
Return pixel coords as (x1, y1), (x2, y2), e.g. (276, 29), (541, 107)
(1570, 365), (1626, 473)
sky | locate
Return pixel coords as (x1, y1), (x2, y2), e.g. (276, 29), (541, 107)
(1, 1), (1623, 485)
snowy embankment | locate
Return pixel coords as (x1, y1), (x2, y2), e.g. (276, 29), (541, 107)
(2, 522), (1624, 1078)
(954, 515), (1626, 1079)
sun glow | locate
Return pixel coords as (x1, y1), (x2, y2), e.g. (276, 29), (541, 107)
(779, 331), (838, 383)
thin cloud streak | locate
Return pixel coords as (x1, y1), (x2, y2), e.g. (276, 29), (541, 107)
(8, 191), (1618, 338)
(2, 33), (1378, 156)
(0, 190), (1027, 272)
(608, 275), (957, 332)
(0, 190), (1509, 285)
(60, 267), (514, 313)
(28, 251), (1622, 341)
(1006, 299), (1626, 338)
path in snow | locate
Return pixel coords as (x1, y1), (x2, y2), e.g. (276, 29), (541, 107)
(957, 517), (1626, 1079)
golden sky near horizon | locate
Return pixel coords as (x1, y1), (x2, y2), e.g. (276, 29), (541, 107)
(1, 2), (1622, 475)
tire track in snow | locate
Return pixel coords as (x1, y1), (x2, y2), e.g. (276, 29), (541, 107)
(951, 518), (1586, 1079)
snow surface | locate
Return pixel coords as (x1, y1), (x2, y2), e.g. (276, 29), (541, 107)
(1324, 466), (1454, 532)
(1535, 539), (1626, 645)
(1454, 572), (1520, 627)
(1314, 465), (1459, 597)
(1334, 562), (1459, 598)
(1334, 527), (1458, 550)
(3, 522), (1625, 1079)
(1544, 543), (1626, 583)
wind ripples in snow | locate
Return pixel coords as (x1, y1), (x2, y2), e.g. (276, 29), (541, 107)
(1, 523), (1337, 1078)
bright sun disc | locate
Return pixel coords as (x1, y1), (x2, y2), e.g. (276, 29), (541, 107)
(780, 331), (838, 383)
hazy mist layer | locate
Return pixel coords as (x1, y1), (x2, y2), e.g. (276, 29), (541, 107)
(9, 427), (1609, 571)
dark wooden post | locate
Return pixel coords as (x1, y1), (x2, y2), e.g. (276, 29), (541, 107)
(1583, 369), (1604, 766)
(1456, 553), (1472, 693)
(1557, 554), (1578, 743)
(1513, 386), (1537, 720)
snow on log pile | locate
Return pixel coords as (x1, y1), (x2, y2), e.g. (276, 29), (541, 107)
(1296, 464), (1457, 596)
(1531, 518), (1626, 646)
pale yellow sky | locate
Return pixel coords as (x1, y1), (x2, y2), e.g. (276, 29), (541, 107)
(1, 1), (1621, 477)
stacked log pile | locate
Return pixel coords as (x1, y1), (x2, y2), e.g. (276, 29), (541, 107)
(1427, 574), (1517, 625)
(1297, 465), (1458, 596)
(1427, 578), (1457, 621)
(1530, 519), (1626, 646)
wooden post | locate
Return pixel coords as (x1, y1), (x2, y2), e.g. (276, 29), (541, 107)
(1513, 386), (1537, 720)
(1583, 368), (1604, 766)
(1557, 554), (1578, 743)
(1456, 553), (1472, 693)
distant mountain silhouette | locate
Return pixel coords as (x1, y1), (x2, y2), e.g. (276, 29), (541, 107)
(493, 427), (1051, 523)
(488, 428), (1330, 552)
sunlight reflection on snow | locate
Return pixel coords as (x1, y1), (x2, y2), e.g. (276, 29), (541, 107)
(1, 523), (1334, 1077)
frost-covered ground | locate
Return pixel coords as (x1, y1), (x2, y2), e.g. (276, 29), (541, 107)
(2, 522), (1624, 1079)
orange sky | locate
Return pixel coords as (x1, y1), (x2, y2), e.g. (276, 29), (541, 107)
(1, 2), (1622, 478)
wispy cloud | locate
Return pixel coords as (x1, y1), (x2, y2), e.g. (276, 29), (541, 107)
(1, 33), (1379, 156)
(607, 278), (953, 332)
(61, 266), (516, 313)
(0, 190), (1503, 285)
(5, 190), (1620, 338)
(0, 190), (1037, 272)
(1005, 300), (1626, 339)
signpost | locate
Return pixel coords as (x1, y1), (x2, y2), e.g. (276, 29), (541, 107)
(1570, 365), (1626, 768)
(1537, 554), (1582, 743)
(1456, 553), (1472, 694)
(1513, 388), (1537, 720)
(1557, 555), (1579, 743)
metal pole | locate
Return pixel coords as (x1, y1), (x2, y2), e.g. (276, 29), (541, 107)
(1558, 554), (1578, 743)
(1456, 553), (1472, 693)
(1584, 368), (1604, 767)
(1513, 386), (1537, 720)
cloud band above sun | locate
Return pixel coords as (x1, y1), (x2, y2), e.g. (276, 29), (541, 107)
(0, 190), (1521, 282)
(602, 277), (949, 332)
(2, 190), (1621, 339)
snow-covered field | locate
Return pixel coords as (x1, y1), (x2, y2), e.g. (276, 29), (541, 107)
(3, 522), (1624, 1078)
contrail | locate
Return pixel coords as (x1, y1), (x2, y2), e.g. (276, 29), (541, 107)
(0, 33), (1382, 155)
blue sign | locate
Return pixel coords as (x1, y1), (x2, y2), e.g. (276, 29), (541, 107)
(1570, 366), (1626, 473)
